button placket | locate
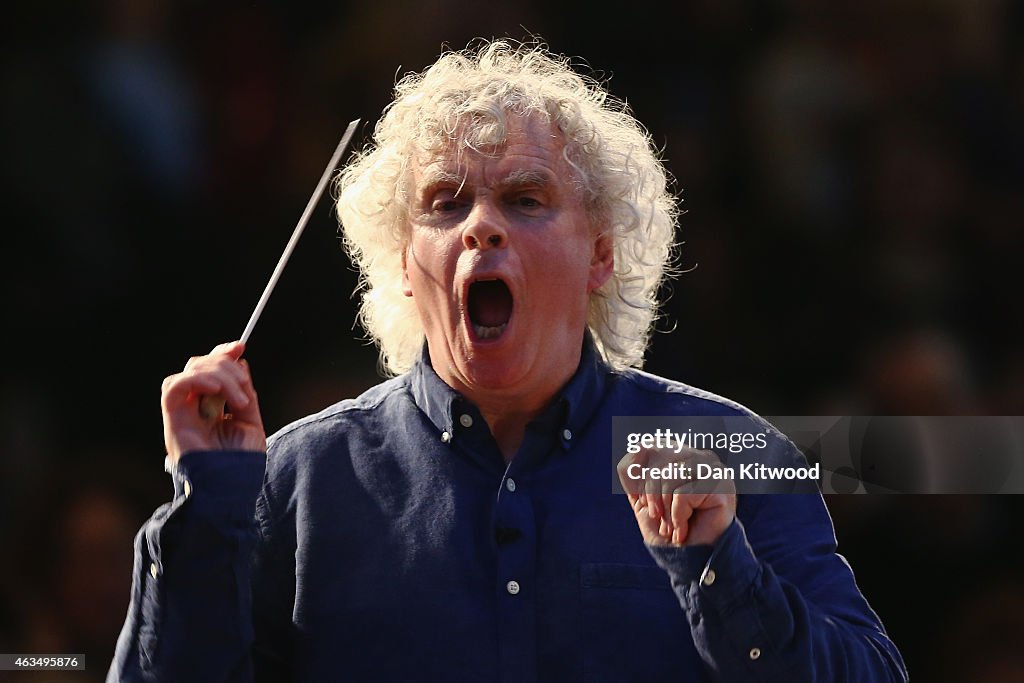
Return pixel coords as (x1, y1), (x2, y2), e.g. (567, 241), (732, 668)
(492, 436), (538, 680)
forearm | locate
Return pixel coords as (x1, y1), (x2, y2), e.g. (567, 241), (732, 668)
(648, 518), (907, 682)
(107, 450), (266, 683)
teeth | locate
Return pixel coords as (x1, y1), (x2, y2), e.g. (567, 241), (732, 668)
(473, 322), (508, 339)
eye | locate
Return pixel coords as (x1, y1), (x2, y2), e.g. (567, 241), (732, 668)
(509, 192), (546, 211)
(432, 198), (460, 213)
(428, 189), (463, 214)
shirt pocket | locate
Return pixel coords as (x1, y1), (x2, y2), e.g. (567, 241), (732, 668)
(579, 563), (705, 681)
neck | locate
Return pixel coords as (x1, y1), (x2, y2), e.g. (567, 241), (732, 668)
(427, 338), (588, 462)
(459, 351), (581, 462)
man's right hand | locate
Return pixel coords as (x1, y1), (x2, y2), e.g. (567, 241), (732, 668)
(161, 340), (267, 464)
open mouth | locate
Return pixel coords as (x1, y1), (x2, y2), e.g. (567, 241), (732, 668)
(467, 278), (513, 340)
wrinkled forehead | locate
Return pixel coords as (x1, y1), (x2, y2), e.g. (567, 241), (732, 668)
(406, 113), (574, 191)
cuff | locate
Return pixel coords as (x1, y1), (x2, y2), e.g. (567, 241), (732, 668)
(172, 450), (267, 520)
(645, 517), (761, 611)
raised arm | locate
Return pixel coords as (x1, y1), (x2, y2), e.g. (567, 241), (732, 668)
(107, 342), (271, 682)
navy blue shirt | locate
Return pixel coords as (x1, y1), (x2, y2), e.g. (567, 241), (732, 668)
(109, 342), (906, 681)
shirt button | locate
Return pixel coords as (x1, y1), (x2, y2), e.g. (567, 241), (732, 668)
(459, 414), (473, 428)
(149, 563), (158, 579)
(506, 478), (516, 492)
(182, 479), (192, 498)
(506, 580), (520, 595)
(562, 428), (573, 441)
(440, 431), (452, 443)
(701, 567), (716, 587)
(749, 647), (761, 661)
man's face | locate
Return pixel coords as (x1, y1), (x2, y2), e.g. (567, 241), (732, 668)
(403, 114), (614, 402)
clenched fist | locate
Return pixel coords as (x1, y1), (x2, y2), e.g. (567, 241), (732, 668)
(161, 341), (267, 464)
(617, 447), (736, 547)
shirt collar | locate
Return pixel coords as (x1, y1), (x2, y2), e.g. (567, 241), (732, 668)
(409, 344), (460, 441)
(408, 331), (611, 451)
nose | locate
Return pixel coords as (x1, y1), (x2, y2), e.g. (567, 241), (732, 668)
(462, 200), (508, 250)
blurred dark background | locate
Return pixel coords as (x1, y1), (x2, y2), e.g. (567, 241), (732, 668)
(1, 0), (1022, 680)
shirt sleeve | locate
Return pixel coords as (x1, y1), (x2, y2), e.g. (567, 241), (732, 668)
(646, 494), (908, 682)
(106, 450), (267, 683)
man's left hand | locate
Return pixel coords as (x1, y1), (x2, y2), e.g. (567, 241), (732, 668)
(617, 448), (737, 547)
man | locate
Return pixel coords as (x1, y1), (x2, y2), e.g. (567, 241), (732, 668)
(109, 41), (906, 681)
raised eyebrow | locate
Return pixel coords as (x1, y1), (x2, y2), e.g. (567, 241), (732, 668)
(502, 169), (552, 189)
(419, 168), (552, 198)
(420, 171), (468, 198)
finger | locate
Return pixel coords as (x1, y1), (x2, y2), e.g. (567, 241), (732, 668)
(633, 449), (654, 512)
(210, 340), (246, 359)
(227, 360), (264, 425)
(188, 354), (253, 406)
(645, 476), (661, 520)
(214, 375), (251, 412)
(660, 479), (678, 538)
(618, 450), (651, 509)
(183, 342), (246, 374)
(195, 357), (249, 422)
(670, 488), (696, 543)
(616, 452), (644, 499)
(217, 354), (252, 389)
(165, 369), (250, 413)
(162, 372), (222, 410)
(660, 478), (677, 534)
(631, 495), (647, 515)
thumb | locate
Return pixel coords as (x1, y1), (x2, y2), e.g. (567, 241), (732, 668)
(209, 340), (246, 360)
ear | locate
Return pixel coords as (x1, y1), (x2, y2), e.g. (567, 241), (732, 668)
(401, 245), (414, 297)
(587, 232), (615, 293)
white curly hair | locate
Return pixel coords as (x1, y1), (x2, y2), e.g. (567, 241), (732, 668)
(335, 40), (679, 374)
